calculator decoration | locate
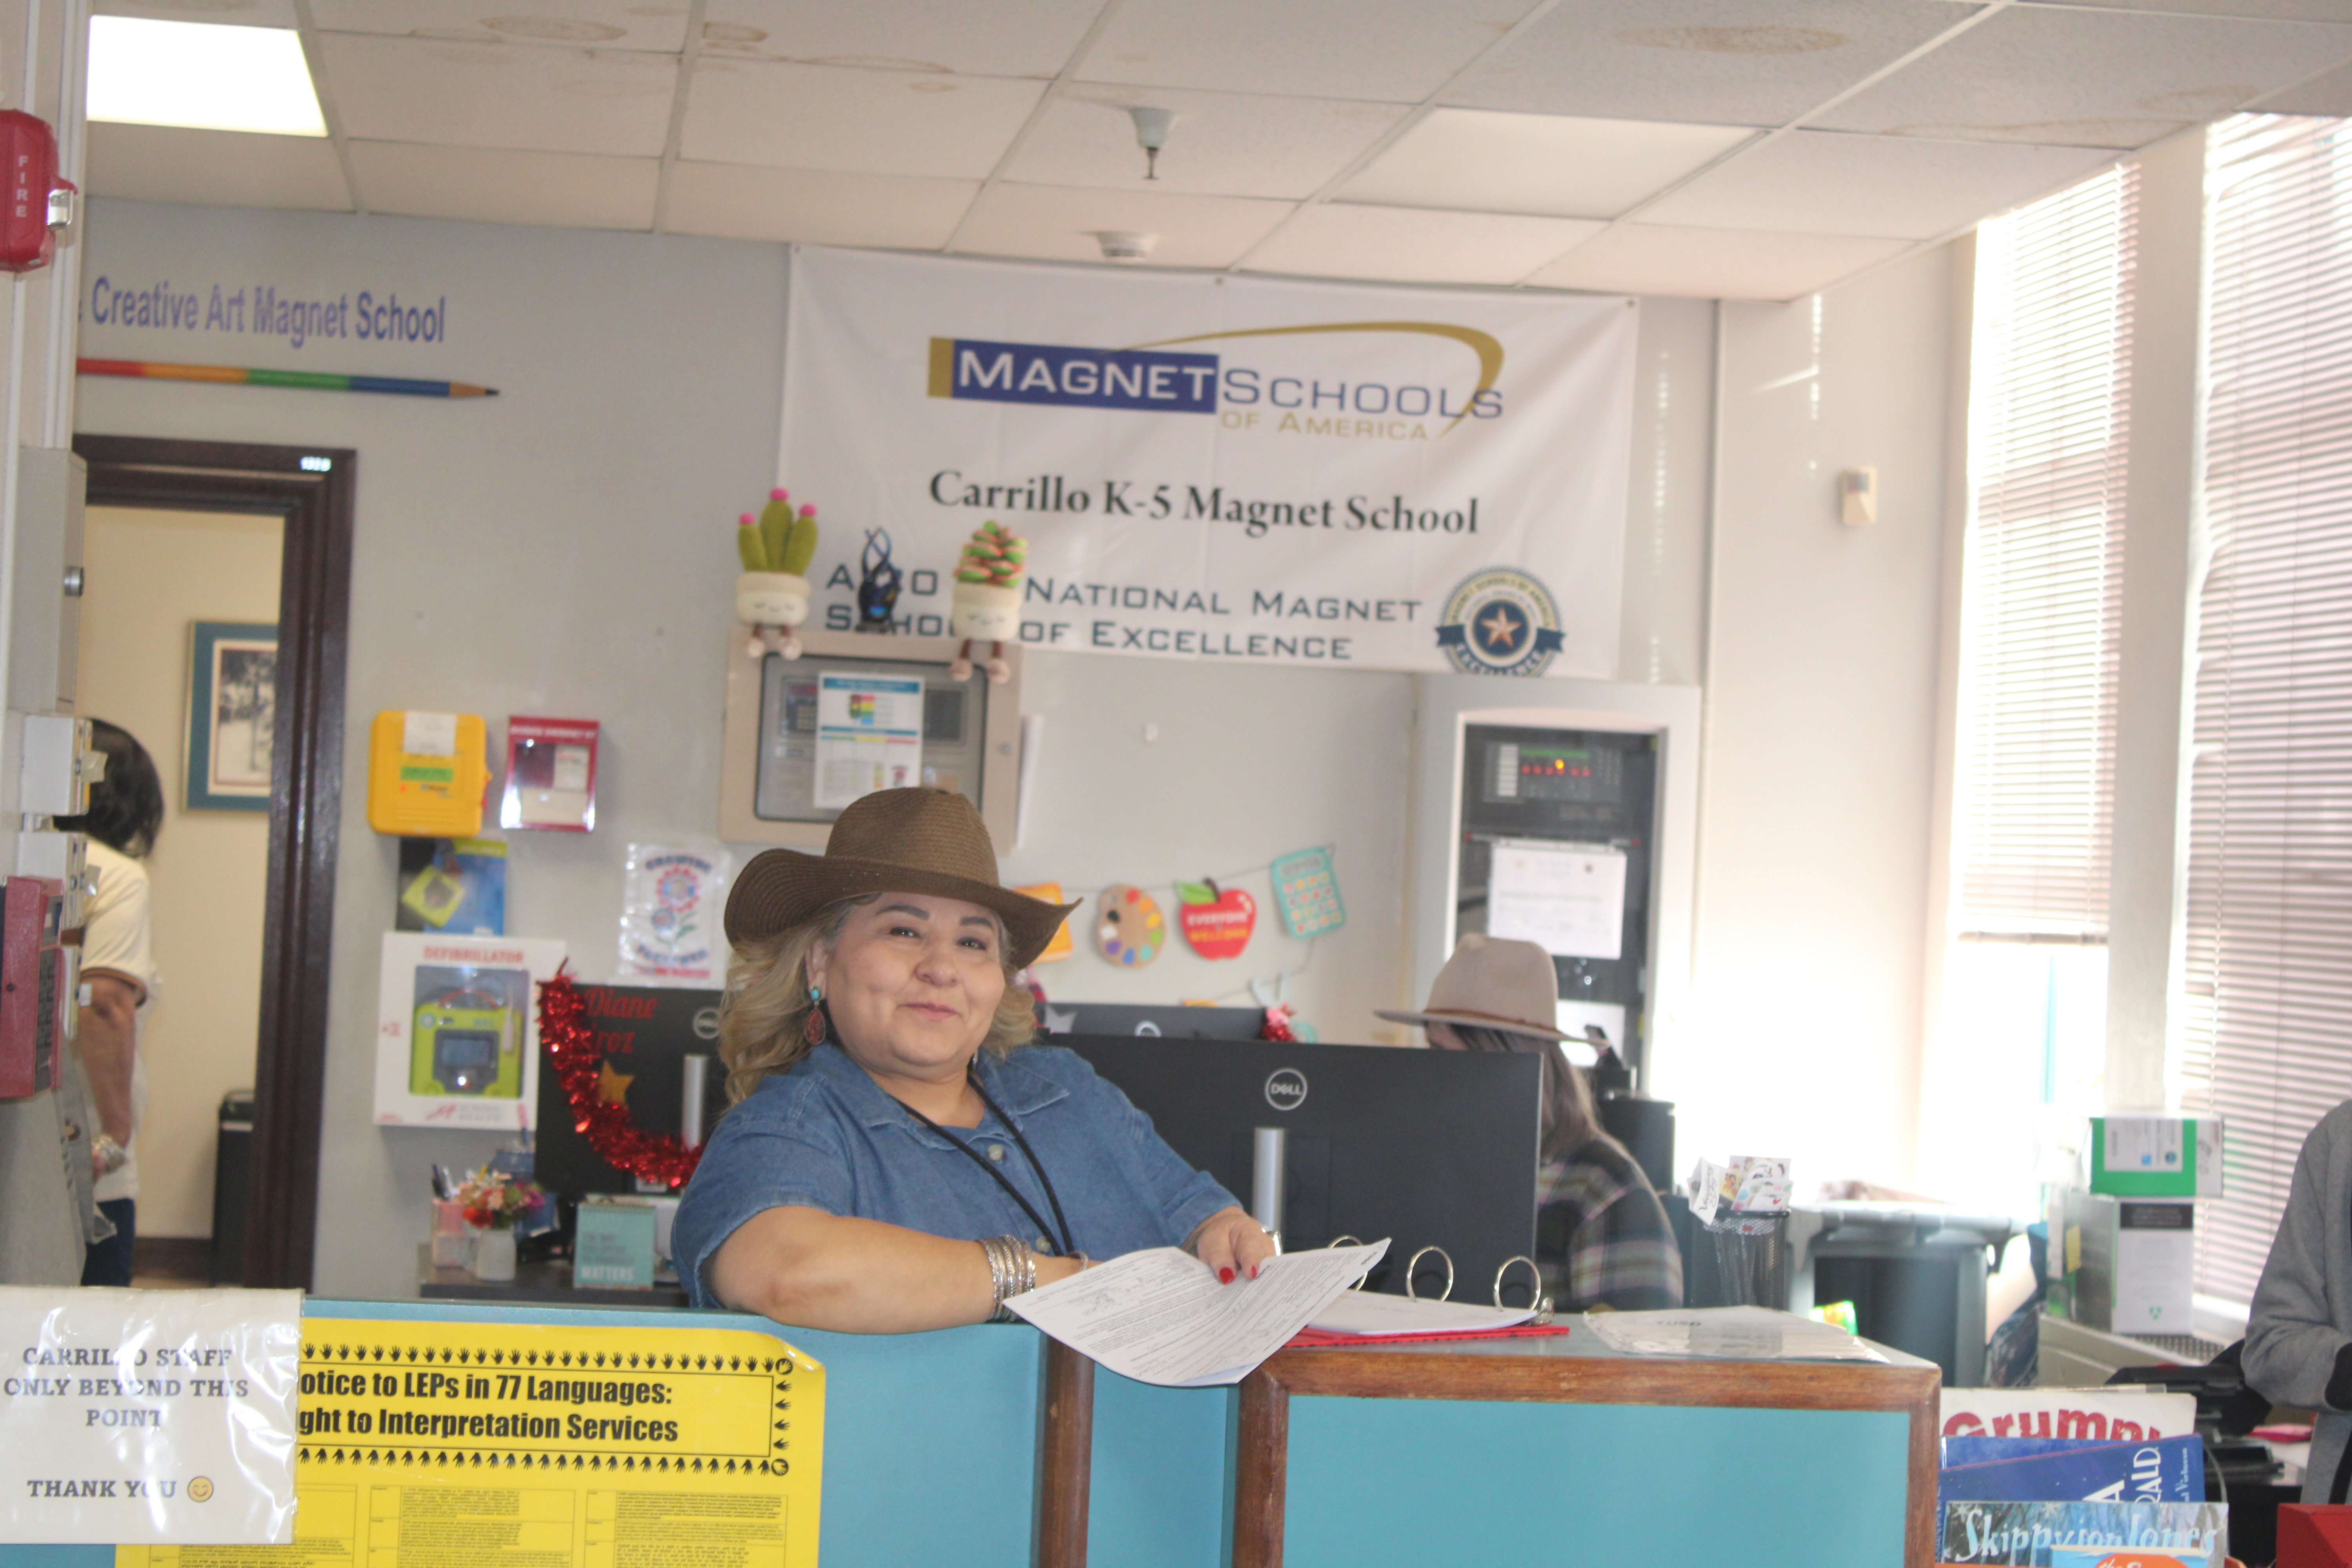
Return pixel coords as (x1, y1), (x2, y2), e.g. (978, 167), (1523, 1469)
(947, 519), (1025, 684)
(735, 487), (819, 660)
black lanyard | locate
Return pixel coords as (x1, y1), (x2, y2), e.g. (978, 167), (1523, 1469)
(900, 1070), (1078, 1258)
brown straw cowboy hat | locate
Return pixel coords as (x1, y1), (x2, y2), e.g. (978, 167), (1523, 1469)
(1374, 933), (1570, 1041)
(724, 788), (1077, 969)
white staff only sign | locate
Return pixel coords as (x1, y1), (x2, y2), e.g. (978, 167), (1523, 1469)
(778, 247), (1637, 677)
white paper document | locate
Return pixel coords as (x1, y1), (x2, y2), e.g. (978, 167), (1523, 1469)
(1305, 1292), (1534, 1337)
(1581, 1305), (1888, 1363)
(1007, 1241), (1389, 1387)
(1486, 838), (1628, 960)
(0, 1285), (301, 1544)
(812, 671), (924, 809)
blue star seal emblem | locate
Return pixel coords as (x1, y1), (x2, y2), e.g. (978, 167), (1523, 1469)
(1435, 567), (1565, 676)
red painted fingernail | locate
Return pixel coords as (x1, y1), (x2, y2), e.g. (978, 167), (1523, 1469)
(1249, 1265), (1260, 1280)
(1219, 1267), (1235, 1284)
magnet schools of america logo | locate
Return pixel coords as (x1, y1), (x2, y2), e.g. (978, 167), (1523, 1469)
(1434, 567), (1565, 677)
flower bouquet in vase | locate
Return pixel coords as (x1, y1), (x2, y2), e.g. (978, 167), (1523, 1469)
(456, 1167), (543, 1283)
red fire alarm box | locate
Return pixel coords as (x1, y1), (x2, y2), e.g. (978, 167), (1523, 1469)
(0, 875), (67, 1098)
(0, 111), (74, 274)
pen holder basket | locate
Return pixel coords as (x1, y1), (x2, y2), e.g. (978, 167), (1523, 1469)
(1701, 1211), (1788, 1309)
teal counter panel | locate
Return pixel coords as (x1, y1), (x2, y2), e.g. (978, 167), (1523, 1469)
(301, 1301), (1045, 1568)
(1281, 1396), (1909, 1568)
(1087, 1372), (1233, 1568)
(0, 1301), (1045, 1568)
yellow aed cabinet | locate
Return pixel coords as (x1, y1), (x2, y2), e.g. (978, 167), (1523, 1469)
(368, 710), (490, 836)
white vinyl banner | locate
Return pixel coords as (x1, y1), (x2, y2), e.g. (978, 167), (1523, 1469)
(779, 247), (1637, 677)
(0, 1286), (299, 1543)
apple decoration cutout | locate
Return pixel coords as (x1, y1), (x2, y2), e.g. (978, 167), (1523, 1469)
(1094, 884), (1165, 967)
(1175, 878), (1256, 960)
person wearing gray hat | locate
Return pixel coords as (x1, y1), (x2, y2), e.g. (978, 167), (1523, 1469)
(1379, 935), (1681, 1312)
(673, 787), (1276, 1330)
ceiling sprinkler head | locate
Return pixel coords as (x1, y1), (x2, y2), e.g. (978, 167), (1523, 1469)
(1094, 230), (1156, 262)
(1129, 106), (1176, 180)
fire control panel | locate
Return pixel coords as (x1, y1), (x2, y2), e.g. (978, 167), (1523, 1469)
(1453, 722), (1659, 1070)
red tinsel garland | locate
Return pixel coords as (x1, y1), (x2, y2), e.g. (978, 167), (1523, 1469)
(538, 967), (702, 1190)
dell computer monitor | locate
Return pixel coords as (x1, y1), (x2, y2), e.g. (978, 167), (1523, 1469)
(1062, 1035), (1542, 1304)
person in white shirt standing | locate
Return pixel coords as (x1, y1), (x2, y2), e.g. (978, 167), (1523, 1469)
(58, 720), (163, 1288)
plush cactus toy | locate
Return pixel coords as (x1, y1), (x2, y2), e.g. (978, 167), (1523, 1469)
(737, 488), (817, 575)
(948, 521), (1026, 683)
(734, 487), (818, 659)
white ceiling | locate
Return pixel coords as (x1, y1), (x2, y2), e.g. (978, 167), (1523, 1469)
(84, 0), (2352, 301)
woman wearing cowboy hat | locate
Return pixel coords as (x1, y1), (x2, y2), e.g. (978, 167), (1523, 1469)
(672, 788), (1276, 1330)
(1377, 935), (1682, 1313)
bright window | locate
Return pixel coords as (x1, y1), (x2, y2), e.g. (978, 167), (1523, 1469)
(2180, 114), (2352, 1305)
(1929, 167), (2138, 1216)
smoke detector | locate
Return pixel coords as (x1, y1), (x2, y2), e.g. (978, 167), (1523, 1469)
(1129, 106), (1175, 180)
(1094, 230), (1156, 262)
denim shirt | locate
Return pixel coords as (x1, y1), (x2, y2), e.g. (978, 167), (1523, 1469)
(672, 1041), (1238, 1308)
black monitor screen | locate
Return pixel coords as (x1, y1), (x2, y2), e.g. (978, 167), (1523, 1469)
(1062, 1035), (1541, 1303)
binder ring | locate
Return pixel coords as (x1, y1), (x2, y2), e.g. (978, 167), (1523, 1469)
(1493, 1255), (1540, 1310)
(1406, 1246), (1454, 1302)
(1327, 1236), (1373, 1290)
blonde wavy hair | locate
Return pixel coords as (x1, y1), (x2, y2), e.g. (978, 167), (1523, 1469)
(719, 893), (1040, 1103)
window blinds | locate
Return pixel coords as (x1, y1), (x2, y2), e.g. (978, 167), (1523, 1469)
(1956, 167), (2138, 939)
(2182, 114), (2352, 1305)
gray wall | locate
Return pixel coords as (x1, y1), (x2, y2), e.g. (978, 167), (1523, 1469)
(76, 196), (1946, 1297)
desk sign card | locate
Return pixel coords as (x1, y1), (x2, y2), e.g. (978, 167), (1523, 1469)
(108, 1319), (824, 1568)
(0, 1285), (299, 1544)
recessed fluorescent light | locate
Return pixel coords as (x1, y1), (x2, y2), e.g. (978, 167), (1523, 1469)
(87, 16), (327, 137)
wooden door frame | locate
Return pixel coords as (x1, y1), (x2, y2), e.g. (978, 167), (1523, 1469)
(73, 433), (354, 1291)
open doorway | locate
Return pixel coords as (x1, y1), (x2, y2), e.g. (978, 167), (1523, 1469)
(73, 435), (353, 1290)
(76, 506), (281, 1285)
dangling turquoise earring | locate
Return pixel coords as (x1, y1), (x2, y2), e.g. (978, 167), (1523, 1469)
(803, 983), (828, 1046)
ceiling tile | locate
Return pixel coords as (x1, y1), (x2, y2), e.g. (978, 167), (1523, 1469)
(1241, 203), (1601, 285)
(2255, 56), (2352, 113)
(1340, 108), (1754, 219)
(1526, 222), (1910, 300)
(308, 2), (686, 51)
(2028, 0), (2352, 20)
(83, 121), (350, 210)
(1080, 0), (1547, 103)
(1005, 85), (1404, 200)
(319, 33), (675, 154)
(664, 162), (976, 245)
(1442, 0), (1976, 126)
(698, 0), (1103, 76)
(953, 183), (1295, 269)
(1815, 4), (2352, 146)
(683, 58), (1044, 178)
(348, 140), (657, 228)
(1642, 129), (2114, 239)
(94, 0), (298, 25)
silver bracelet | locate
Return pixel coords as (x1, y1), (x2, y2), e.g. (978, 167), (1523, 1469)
(983, 1235), (1038, 1322)
(980, 1236), (1012, 1321)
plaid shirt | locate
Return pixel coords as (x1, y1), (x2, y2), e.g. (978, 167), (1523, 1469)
(1535, 1136), (1684, 1312)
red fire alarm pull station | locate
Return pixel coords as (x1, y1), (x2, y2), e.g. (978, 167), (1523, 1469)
(0, 111), (74, 274)
(0, 875), (68, 1098)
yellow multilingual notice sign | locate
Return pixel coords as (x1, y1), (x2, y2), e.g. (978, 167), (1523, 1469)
(114, 1319), (821, 1568)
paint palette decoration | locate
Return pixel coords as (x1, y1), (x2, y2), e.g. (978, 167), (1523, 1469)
(1094, 884), (1165, 968)
(1175, 879), (1255, 960)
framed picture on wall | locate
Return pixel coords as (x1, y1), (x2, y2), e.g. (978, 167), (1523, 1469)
(185, 620), (278, 813)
